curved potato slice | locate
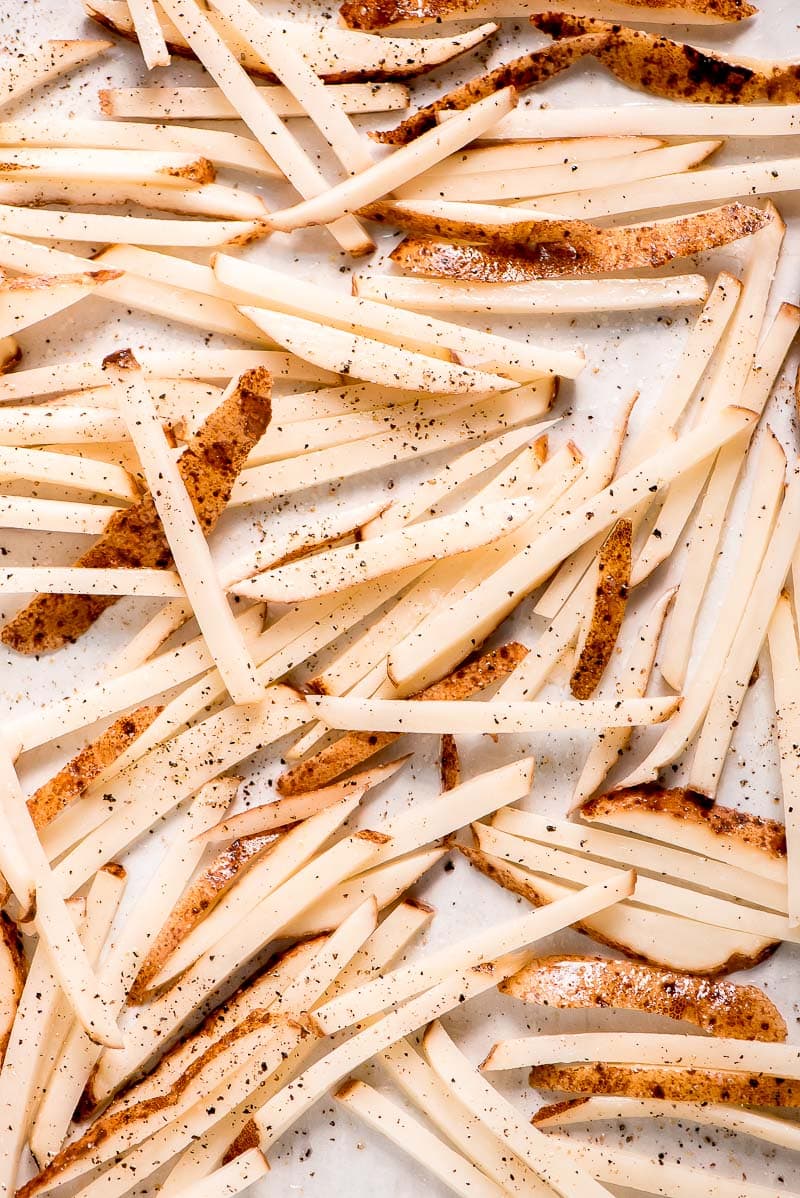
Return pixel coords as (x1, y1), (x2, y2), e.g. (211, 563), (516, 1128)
(527, 1061), (800, 1107)
(462, 847), (779, 975)
(534, 13), (800, 104)
(570, 519), (631, 699)
(500, 956), (786, 1041)
(375, 204), (770, 278)
(340, 0), (755, 30)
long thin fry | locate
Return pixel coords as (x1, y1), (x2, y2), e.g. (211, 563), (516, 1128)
(0, 40), (111, 110)
(99, 83), (410, 119)
(127, 0), (170, 67)
(0, 205), (266, 247)
(768, 592), (800, 927)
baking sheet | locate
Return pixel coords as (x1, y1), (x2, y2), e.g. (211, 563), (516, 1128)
(3, 0), (800, 1192)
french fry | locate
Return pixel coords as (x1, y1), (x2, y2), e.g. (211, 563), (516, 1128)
(0, 271), (120, 340)
(339, 0), (753, 29)
(529, 1061), (800, 1109)
(403, 134), (664, 181)
(477, 102), (800, 142)
(0, 567), (186, 598)
(768, 592), (800, 927)
(0, 496), (124, 535)
(0, 177), (267, 219)
(99, 83), (410, 120)
(0, 444), (137, 501)
(0, 204), (267, 248)
(0, 39), (111, 110)
(0, 147), (215, 187)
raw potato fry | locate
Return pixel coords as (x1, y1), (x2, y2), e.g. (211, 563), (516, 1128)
(582, 788), (787, 883)
(380, 204), (768, 280)
(0, 205), (267, 248)
(481, 103), (800, 142)
(1, 364), (272, 656)
(532, 1096), (800, 1150)
(169, 1149), (268, 1198)
(85, 0), (498, 82)
(376, 33), (610, 144)
(156, 0), (372, 255)
(463, 849), (780, 975)
(0, 178), (267, 220)
(266, 89), (518, 232)
(391, 140), (722, 204)
(0, 445), (137, 501)
(533, 13), (800, 104)
(528, 1061), (800, 1108)
(767, 593), (800, 926)
(334, 1079), (506, 1198)
(570, 519), (631, 700)
(277, 644), (528, 796)
(501, 956), (786, 1041)
(0, 271), (120, 340)
(405, 135), (663, 180)
(339, 0), (755, 28)
(353, 273), (710, 313)
(27, 706), (162, 830)
(99, 83), (410, 119)
(0, 496), (124, 535)
(214, 254), (584, 380)
(0, 567), (186, 598)
(111, 353), (263, 704)
(127, 0), (170, 68)
(310, 695), (679, 735)
(0, 916), (22, 1061)
(0, 147), (215, 187)
(492, 805), (788, 916)
(239, 307), (515, 395)
(0, 39), (111, 110)
(572, 588), (674, 807)
(422, 1020), (611, 1198)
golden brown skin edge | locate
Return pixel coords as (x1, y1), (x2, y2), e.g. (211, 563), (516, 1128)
(1, 364), (272, 655)
(376, 205), (770, 280)
(340, 0), (755, 32)
(440, 733), (461, 792)
(27, 706), (162, 829)
(532, 13), (800, 104)
(570, 519), (632, 699)
(500, 955), (787, 1041)
(527, 1062), (800, 1107)
(581, 786), (788, 860)
(374, 33), (608, 144)
(461, 846), (780, 977)
(0, 914), (25, 1065)
(277, 641), (529, 796)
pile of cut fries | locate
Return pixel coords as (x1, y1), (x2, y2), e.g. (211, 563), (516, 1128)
(4, 0), (800, 1195)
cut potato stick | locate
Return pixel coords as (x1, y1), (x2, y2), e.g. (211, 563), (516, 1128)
(85, 0), (498, 83)
(315, 864), (639, 1036)
(572, 588), (674, 807)
(0, 147), (214, 188)
(475, 103), (800, 143)
(539, 1136), (794, 1198)
(91, 832), (381, 1105)
(0, 445), (137, 501)
(476, 824), (800, 945)
(156, 0), (372, 255)
(0, 496), (123, 535)
(423, 1020), (611, 1198)
(395, 140), (721, 204)
(170, 1149), (268, 1198)
(768, 593), (800, 927)
(0, 178), (267, 220)
(236, 496), (564, 603)
(210, 0), (375, 176)
(215, 254), (584, 380)
(99, 83), (410, 120)
(690, 464), (800, 796)
(28, 783), (234, 1165)
(410, 136), (663, 181)
(197, 760), (407, 847)
(335, 1079), (505, 1198)
(659, 306), (800, 691)
(0, 271), (119, 340)
(622, 430), (785, 788)
(127, 0), (170, 67)
(388, 405), (754, 691)
(0, 205), (266, 248)
(267, 88), (518, 232)
(0, 744), (120, 1049)
(111, 354), (263, 704)
(239, 307), (515, 395)
(533, 1096), (800, 1152)
(0, 39), (111, 110)
(353, 273), (710, 314)
(503, 956), (786, 1040)
(0, 567), (185, 598)
(380, 1040), (549, 1196)
(491, 806), (788, 914)
(310, 695), (679, 735)
(483, 1030), (800, 1078)
(466, 846), (778, 975)
(535, 158), (800, 221)
(341, 0), (753, 29)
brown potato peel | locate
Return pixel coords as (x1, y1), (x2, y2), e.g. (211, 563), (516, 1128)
(570, 518), (632, 699)
(527, 1061), (800, 1107)
(340, 0), (755, 31)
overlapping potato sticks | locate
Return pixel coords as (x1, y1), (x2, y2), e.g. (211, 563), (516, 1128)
(0, 271), (121, 340)
(476, 103), (800, 142)
(126, 0), (170, 68)
(0, 39), (111, 111)
(99, 82), (410, 120)
(85, 0), (498, 81)
(0, 207), (267, 249)
(339, 0), (754, 29)
(0, 177), (267, 219)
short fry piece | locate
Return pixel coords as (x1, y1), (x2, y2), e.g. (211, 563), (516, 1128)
(570, 519), (631, 700)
